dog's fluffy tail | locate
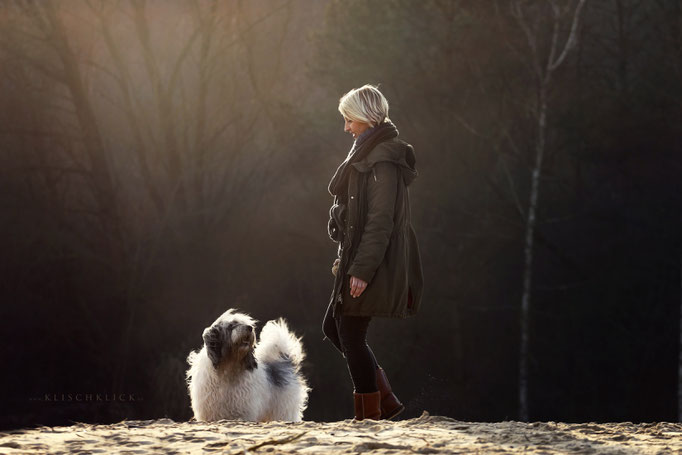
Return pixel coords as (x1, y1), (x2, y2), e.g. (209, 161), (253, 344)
(256, 318), (305, 367)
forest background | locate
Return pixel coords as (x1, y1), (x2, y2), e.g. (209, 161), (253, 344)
(0, 0), (680, 429)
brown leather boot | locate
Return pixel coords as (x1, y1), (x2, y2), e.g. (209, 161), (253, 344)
(376, 367), (405, 419)
(353, 391), (381, 421)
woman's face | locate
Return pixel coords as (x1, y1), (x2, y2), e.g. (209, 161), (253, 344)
(344, 117), (371, 139)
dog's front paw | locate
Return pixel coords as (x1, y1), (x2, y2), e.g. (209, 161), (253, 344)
(203, 326), (223, 368)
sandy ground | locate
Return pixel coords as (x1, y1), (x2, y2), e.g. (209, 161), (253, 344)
(1, 412), (681, 454)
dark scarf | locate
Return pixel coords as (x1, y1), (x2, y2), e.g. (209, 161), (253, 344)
(327, 121), (399, 200)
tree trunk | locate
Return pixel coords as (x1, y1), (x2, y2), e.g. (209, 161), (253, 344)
(44, 2), (124, 261)
(519, 84), (547, 423)
(513, 0), (587, 421)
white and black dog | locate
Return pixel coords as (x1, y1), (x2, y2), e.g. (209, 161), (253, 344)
(186, 309), (309, 422)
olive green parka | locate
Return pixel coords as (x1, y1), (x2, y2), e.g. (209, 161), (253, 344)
(330, 137), (424, 318)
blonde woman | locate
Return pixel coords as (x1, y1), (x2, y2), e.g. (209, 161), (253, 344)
(324, 84), (424, 420)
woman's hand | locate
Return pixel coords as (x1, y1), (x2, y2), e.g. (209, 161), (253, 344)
(349, 275), (368, 298)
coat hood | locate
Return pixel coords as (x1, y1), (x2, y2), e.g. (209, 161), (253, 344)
(350, 138), (418, 186)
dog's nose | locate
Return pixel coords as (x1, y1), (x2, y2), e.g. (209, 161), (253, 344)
(203, 326), (218, 341)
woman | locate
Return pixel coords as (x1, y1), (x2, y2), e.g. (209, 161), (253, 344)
(323, 84), (424, 421)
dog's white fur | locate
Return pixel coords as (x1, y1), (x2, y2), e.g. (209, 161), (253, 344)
(186, 309), (309, 422)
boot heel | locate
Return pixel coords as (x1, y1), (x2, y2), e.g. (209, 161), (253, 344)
(376, 367), (405, 420)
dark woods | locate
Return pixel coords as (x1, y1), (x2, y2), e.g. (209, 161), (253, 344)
(0, 0), (680, 428)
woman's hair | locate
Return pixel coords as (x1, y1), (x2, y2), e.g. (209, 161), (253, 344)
(338, 84), (390, 127)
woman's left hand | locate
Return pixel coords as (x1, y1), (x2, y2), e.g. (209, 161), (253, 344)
(349, 276), (368, 298)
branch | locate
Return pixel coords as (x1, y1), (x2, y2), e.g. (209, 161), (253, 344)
(510, 0), (543, 80)
(166, 27), (201, 99)
(227, 431), (307, 454)
(0, 39), (66, 84)
(451, 112), (493, 140)
(81, 57), (123, 86)
(208, 0), (293, 60)
(546, 0), (561, 77)
(549, 0), (588, 71)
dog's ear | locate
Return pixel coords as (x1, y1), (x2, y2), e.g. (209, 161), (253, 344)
(203, 326), (223, 369)
(243, 351), (258, 371)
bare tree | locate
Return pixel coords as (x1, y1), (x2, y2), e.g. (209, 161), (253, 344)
(91, 0), (292, 390)
(1, 0), (300, 395)
(5, 1), (125, 265)
(88, 0), (165, 216)
(511, 0), (587, 422)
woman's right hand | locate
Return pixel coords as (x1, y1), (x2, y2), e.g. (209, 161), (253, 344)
(331, 258), (340, 276)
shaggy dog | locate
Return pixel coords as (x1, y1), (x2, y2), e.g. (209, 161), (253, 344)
(186, 309), (309, 422)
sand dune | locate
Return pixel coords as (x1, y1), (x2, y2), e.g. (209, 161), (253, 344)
(1, 412), (681, 454)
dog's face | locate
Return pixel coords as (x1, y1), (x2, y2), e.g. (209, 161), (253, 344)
(202, 310), (257, 371)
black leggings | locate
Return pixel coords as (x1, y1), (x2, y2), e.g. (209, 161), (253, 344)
(322, 303), (379, 393)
